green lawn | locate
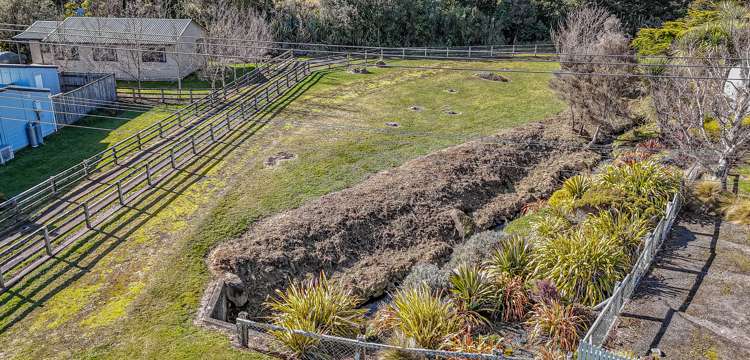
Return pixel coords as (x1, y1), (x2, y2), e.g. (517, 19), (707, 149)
(116, 65), (258, 90)
(0, 107), (178, 198)
(0, 60), (564, 359)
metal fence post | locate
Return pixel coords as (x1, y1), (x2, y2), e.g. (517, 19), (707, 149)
(490, 45), (494, 57)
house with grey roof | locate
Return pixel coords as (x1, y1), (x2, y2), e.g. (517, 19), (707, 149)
(14, 17), (207, 81)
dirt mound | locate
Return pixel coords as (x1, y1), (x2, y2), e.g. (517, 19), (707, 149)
(476, 72), (511, 82)
(264, 152), (296, 167)
(209, 120), (600, 318)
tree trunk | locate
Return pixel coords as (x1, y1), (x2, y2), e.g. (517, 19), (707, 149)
(716, 158), (730, 191)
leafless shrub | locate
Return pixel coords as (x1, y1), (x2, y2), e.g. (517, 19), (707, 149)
(652, 20), (750, 189)
(550, 6), (636, 141)
(189, 0), (273, 88)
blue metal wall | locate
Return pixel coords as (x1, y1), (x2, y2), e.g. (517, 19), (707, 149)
(0, 87), (57, 151)
(0, 64), (61, 94)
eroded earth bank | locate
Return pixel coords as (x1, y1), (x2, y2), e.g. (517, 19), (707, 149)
(208, 119), (601, 318)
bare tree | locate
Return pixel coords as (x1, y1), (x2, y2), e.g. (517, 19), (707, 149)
(550, 6), (636, 142)
(189, 0), (273, 89)
(652, 23), (750, 190)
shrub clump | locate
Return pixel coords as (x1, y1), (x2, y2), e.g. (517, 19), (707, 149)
(531, 230), (630, 306)
(528, 300), (590, 352)
(378, 285), (461, 350)
(265, 273), (366, 357)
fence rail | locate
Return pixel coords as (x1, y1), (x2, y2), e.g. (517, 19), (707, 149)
(279, 43), (557, 60)
(116, 87), (211, 104)
(52, 72), (118, 125)
(0, 52), (309, 290)
(0, 51), (295, 232)
(236, 317), (522, 360)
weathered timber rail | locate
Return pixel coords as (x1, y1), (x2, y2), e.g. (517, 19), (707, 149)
(0, 51), (294, 231)
(0, 52), (313, 290)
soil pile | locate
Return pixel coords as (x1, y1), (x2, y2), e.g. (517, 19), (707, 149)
(209, 119), (601, 317)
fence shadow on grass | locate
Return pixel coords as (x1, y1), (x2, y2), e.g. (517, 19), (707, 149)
(0, 73), (321, 334)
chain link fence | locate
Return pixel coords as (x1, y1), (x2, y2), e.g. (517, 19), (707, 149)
(236, 317), (526, 360)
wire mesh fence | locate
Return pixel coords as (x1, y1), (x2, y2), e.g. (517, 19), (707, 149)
(236, 317), (524, 360)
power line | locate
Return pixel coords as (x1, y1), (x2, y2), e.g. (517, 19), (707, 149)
(5, 21), (750, 63)
(2, 35), (746, 81)
(0, 114), (121, 132)
(0, 94), (155, 114)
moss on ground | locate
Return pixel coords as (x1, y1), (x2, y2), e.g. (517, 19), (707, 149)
(0, 60), (563, 359)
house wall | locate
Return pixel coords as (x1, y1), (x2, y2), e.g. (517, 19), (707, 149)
(176, 22), (206, 79)
(29, 42), (43, 65)
(33, 21), (208, 82)
(0, 87), (57, 151)
(36, 44), (194, 81)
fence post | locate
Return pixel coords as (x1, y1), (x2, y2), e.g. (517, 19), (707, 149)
(210, 125), (216, 142)
(534, 44), (538, 56)
(237, 312), (249, 347)
(50, 177), (57, 195)
(490, 45), (494, 57)
(0, 269), (4, 288)
(117, 180), (125, 205)
(191, 135), (197, 154)
(137, 133), (142, 149)
(468, 46), (472, 58)
(170, 148), (177, 169)
(512, 44), (516, 57)
(112, 148), (118, 165)
(189, 89), (194, 103)
(160, 89), (165, 103)
(146, 164), (154, 187)
(83, 203), (92, 229)
(402, 48), (405, 60)
(43, 227), (53, 256)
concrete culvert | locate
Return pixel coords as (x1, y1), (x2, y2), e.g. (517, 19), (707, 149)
(476, 72), (510, 82)
(264, 151), (296, 167)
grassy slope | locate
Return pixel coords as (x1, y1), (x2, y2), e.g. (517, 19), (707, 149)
(0, 107), (178, 197)
(0, 60), (563, 359)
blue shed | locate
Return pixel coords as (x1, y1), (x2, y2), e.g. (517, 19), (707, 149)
(0, 64), (61, 94)
(0, 64), (60, 153)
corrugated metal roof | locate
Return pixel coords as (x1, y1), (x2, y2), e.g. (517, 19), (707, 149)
(12, 21), (62, 41)
(41, 17), (195, 45)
